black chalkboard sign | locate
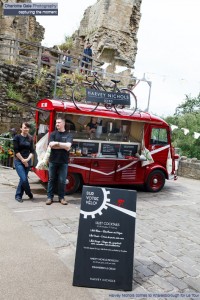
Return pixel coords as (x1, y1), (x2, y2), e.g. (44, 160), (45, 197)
(120, 144), (138, 156)
(101, 143), (120, 156)
(80, 142), (99, 154)
(73, 186), (137, 291)
(72, 141), (99, 154)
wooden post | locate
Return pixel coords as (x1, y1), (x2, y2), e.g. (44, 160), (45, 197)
(13, 39), (18, 64)
(37, 46), (43, 74)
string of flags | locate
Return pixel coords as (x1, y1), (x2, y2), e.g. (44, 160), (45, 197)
(170, 125), (200, 139)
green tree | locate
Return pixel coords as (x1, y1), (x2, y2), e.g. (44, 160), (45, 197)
(165, 94), (200, 159)
(59, 36), (74, 51)
(175, 93), (200, 115)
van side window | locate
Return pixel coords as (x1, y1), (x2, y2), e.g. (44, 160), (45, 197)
(150, 128), (168, 145)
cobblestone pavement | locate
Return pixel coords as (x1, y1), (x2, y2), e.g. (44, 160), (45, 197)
(0, 168), (200, 300)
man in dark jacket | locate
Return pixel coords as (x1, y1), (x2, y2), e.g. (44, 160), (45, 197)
(81, 43), (92, 74)
(46, 118), (73, 205)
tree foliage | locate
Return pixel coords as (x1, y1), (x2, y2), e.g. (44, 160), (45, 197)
(58, 36), (74, 51)
(175, 93), (200, 115)
(165, 94), (200, 159)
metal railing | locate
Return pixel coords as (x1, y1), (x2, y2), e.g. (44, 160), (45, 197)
(0, 36), (103, 74)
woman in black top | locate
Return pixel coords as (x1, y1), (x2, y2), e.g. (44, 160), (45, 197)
(86, 117), (98, 133)
(13, 122), (34, 202)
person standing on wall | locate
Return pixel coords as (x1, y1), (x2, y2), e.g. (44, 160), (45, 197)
(62, 50), (72, 74)
(46, 117), (73, 205)
(41, 49), (51, 69)
(13, 122), (34, 203)
(81, 42), (93, 74)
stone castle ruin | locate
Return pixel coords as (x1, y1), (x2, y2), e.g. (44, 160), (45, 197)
(0, 0), (142, 131)
(0, 0), (142, 70)
(0, 0), (44, 44)
(73, 0), (142, 74)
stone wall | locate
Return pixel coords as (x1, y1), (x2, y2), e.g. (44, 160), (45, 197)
(0, 0), (44, 60)
(0, 63), (54, 132)
(178, 158), (200, 180)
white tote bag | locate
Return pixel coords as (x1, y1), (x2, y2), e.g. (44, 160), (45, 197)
(36, 133), (49, 162)
(36, 146), (51, 170)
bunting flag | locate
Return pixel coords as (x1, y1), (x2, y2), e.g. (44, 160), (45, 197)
(170, 125), (200, 139)
(100, 63), (111, 70)
(171, 125), (178, 131)
(194, 132), (200, 139)
(181, 128), (190, 135)
(115, 66), (128, 73)
(166, 148), (172, 174)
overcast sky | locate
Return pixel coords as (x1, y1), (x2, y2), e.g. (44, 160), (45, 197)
(33, 0), (200, 117)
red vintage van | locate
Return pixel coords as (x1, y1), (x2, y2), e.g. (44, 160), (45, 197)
(33, 99), (178, 194)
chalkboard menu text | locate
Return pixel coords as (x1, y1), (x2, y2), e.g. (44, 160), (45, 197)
(73, 186), (137, 291)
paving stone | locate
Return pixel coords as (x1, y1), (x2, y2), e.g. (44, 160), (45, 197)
(129, 285), (149, 296)
(166, 276), (188, 290)
(135, 265), (154, 277)
(32, 226), (70, 248)
(62, 232), (78, 245)
(136, 247), (156, 258)
(140, 282), (162, 293)
(150, 256), (171, 268)
(57, 245), (76, 272)
(178, 255), (197, 267)
(148, 263), (163, 274)
(157, 251), (177, 262)
(137, 232), (154, 242)
(173, 261), (199, 277)
(189, 250), (200, 259)
(183, 278), (200, 293)
(13, 208), (56, 222)
(28, 220), (49, 227)
(151, 239), (166, 248)
(167, 266), (185, 279)
(134, 259), (143, 267)
(142, 242), (161, 253)
(149, 275), (174, 292)
(135, 256), (154, 267)
(133, 276), (144, 285)
(188, 236), (200, 244)
(54, 225), (72, 234)
(162, 246), (183, 257)
(48, 218), (64, 226)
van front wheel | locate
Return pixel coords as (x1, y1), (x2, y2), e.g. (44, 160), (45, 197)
(65, 173), (81, 195)
(145, 170), (165, 192)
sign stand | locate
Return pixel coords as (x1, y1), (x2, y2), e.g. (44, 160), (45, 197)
(73, 186), (137, 291)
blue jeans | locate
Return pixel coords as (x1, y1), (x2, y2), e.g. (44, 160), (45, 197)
(14, 159), (32, 199)
(47, 162), (68, 200)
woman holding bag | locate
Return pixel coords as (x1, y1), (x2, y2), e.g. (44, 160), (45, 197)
(13, 122), (34, 202)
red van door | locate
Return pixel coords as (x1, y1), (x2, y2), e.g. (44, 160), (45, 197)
(89, 158), (116, 184)
(115, 158), (143, 184)
(148, 126), (170, 168)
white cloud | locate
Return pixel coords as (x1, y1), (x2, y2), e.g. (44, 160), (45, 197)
(135, 0), (200, 115)
(32, 0), (97, 46)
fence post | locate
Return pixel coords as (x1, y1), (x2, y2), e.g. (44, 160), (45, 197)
(53, 63), (61, 99)
(91, 57), (94, 72)
(13, 39), (19, 64)
(37, 46), (43, 74)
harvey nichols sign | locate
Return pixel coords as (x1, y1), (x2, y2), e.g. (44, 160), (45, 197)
(86, 88), (130, 105)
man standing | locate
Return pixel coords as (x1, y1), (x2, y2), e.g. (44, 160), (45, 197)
(81, 42), (93, 74)
(46, 117), (73, 205)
